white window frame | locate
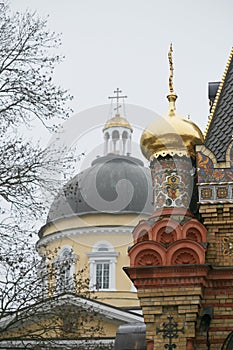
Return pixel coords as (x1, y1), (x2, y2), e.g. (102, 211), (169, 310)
(95, 261), (110, 290)
(87, 241), (118, 291)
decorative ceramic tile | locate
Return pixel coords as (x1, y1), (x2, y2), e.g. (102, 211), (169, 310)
(200, 188), (213, 200)
(198, 184), (233, 203)
(216, 187), (228, 199)
(222, 236), (233, 256)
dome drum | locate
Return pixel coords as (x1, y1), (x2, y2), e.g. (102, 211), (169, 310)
(150, 155), (194, 210)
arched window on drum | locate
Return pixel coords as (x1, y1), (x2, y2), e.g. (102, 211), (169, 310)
(87, 241), (118, 291)
(54, 246), (76, 293)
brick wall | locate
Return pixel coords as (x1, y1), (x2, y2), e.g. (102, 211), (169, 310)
(137, 287), (203, 350)
(199, 203), (233, 266)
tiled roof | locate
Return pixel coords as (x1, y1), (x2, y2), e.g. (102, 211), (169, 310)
(205, 48), (233, 162)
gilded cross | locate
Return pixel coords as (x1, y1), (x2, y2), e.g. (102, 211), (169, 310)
(108, 88), (127, 114)
(168, 43), (174, 94)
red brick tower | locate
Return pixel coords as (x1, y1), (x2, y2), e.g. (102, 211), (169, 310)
(125, 46), (233, 350)
(196, 47), (233, 350)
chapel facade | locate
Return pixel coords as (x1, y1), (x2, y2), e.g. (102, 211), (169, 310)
(124, 46), (233, 350)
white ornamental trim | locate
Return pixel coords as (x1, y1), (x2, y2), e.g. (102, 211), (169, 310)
(37, 226), (134, 248)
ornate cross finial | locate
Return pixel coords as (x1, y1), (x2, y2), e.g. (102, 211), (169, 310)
(167, 43), (177, 116)
(108, 88), (127, 114)
(168, 43), (174, 94)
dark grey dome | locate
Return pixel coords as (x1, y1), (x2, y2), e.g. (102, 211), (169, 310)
(47, 154), (153, 223)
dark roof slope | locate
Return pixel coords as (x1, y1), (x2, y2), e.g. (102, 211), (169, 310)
(205, 48), (233, 162)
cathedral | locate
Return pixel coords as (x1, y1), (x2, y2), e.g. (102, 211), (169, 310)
(1, 46), (233, 350)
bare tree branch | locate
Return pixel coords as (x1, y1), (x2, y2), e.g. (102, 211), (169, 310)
(0, 4), (107, 349)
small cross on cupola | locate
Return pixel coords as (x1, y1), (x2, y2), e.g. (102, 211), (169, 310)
(108, 88), (127, 116)
(103, 89), (132, 156)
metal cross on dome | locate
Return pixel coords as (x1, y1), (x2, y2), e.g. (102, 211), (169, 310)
(108, 88), (127, 114)
(168, 43), (174, 94)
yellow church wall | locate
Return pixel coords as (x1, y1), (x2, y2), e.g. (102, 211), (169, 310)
(38, 227), (141, 308)
(1, 309), (120, 341)
(40, 232), (133, 272)
(95, 290), (139, 307)
(100, 320), (120, 337)
(1, 316), (64, 339)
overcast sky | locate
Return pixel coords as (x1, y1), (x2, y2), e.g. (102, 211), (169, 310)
(10, 0), (233, 162)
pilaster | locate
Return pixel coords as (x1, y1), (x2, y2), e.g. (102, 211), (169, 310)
(124, 265), (209, 350)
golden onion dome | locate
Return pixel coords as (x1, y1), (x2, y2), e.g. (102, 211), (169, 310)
(140, 93), (204, 160)
(103, 113), (133, 131)
(141, 44), (204, 161)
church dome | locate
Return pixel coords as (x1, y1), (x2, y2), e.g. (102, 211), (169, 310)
(47, 154), (153, 223)
(140, 94), (204, 160)
(103, 113), (133, 131)
(141, 44), (204, 161)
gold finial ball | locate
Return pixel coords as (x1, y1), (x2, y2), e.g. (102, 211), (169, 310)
(140, 110), (204, 160)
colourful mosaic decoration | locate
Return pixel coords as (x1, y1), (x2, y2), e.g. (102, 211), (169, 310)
(151, 156), (193, 209)
(197, 147), (233, 203)
(162, 174), (184, 200)
(197, 150), (233, 183)
(222, 236), (233, 256)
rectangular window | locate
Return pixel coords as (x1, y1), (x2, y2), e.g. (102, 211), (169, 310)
(96, 262), (109, 289)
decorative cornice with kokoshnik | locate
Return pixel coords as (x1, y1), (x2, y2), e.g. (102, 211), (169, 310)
(124, 264), (233, 289)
